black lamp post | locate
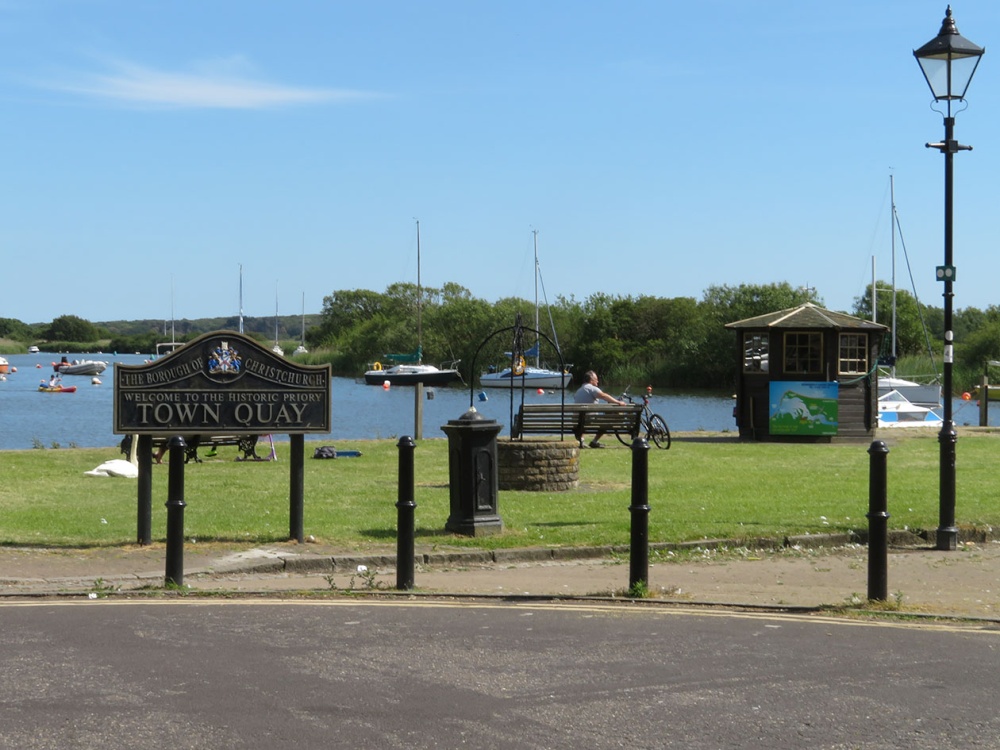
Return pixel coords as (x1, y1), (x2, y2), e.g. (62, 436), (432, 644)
(914, 6), (984, 551)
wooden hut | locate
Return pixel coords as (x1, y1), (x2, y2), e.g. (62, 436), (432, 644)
(725, 303), (888, 442)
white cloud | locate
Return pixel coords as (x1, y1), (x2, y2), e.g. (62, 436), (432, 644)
(42, 58), (379, 110)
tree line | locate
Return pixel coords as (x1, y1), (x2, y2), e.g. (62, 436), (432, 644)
(308, 280), (1000, 392)
(5, 280), (1000, 393)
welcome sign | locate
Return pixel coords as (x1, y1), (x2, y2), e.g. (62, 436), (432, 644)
(114, 331), (331, 435)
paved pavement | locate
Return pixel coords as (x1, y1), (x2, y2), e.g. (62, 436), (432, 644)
(4, 533), (1000, 620)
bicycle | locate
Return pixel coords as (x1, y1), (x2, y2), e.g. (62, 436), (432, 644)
(615, 386), (671, 449)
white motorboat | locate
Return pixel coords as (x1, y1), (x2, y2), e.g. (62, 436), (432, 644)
(877, 374), (941, 410)
(54, 357), (108, 376)
(27, 346), (40, 354)
(877, 389), (944, 428)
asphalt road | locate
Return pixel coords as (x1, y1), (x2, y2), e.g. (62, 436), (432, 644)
(3, 598), (999, 749)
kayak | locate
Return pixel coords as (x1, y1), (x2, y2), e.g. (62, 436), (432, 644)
(38, 385), (77, 393)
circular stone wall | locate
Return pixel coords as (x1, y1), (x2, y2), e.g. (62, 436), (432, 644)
(497, 439), (579, 492)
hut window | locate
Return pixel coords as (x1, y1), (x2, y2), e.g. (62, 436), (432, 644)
(743, 333), (769, 372)
(838, 333), (868, 375)
(783, 332), (822, 374)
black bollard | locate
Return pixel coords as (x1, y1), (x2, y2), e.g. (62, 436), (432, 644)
(137, 434), (153, 546)
(396, 436), (417, 590)
(866, 440), (890, 602)
(289, 434), (305, 543)
(164, 436), (187, 587)
(629, 437), (651, 592)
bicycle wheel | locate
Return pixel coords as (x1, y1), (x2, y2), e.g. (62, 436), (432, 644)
(648, 414), (671, 449)
(614, 426), (634, 446)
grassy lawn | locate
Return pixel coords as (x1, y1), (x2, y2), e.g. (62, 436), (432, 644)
(2, 430), (999, 551)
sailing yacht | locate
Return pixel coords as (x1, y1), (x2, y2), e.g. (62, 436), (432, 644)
(363, 220), (462, 386)
(294, 292), (308, 355)
(480, 231), (572, 389)
(272, 284), (284, 356)
(874, 176), (942, 413)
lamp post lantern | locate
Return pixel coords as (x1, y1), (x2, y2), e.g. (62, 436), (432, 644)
(914, 6), (984, 551)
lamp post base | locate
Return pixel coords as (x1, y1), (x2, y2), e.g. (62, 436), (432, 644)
(938, 421), (958, 551)
(936, 526), (958, 551)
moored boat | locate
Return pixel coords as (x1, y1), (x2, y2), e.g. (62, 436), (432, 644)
(364, 357), (462, 387)
(877, 374), (941, 410)
(480, 364), (572, 390)
(294, 292), (308, 355)
(54, 357), (108, 376)
(877, 389), (943, 428)
(974, 384), (1000, 401)
(480, 232), (571, 390)
(873, 176), (942, 412)
(363, 220), (462, 387)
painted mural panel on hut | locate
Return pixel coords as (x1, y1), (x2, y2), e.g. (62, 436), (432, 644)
(768, 381), (839, 436)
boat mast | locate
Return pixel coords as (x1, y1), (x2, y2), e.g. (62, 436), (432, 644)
(170, 275), (176, 345)
(872, 255), (877, 325)
(416, 218), (422, 364)
(533, 229), (540, 368)
(890, 174), (898, 378)
(238, 264), (245, 334)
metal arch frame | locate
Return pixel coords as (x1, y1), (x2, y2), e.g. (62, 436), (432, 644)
(469, 318), (569, 439)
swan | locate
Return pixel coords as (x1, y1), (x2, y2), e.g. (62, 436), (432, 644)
(85, 459), (139, 478)
(85, 434), (139, 478)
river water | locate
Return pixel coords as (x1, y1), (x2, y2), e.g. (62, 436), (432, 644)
(0, 351), (741, 451)
(3, 351), (991, 452)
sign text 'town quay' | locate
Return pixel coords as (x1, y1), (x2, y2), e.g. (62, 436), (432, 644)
(114, 331), (332, 436)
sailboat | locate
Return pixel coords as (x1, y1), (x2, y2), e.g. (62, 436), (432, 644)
(154, 277), (182, 358)
(363, 220), (462, 386)
(294, 292), (308, 356)
(272, 283), (284, 356)
(874, 176), (942, 414)
(480, 230), (572, 389)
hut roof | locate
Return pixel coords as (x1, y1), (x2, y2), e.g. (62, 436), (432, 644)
(724, 302), (888, 332)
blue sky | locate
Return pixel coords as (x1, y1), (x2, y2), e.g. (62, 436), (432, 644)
(2, 1), (999, 326)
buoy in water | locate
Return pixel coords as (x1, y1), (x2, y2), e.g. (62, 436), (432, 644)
(537, 388), (544, 395)
(477, 391), (488, 402)
(36, 364), (42, 368)
(962, 392), (971, 401)
(382, 380), (390, 390)
(92, 377), (102, 386)
(10, 367), (16, 373)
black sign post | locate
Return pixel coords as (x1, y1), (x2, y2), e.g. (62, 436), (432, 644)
(115, 331), (332, 545)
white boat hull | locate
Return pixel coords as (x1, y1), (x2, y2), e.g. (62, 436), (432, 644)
(877, 389), (943, 429)
(480, 367), (572, 389)
(364, 364), (462, 386)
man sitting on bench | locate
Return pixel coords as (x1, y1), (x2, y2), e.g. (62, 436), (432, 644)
(574, 370), (627, 449)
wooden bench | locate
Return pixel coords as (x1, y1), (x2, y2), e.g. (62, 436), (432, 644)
(511, 403), (642, 442)
(121, 434), (265, 464)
